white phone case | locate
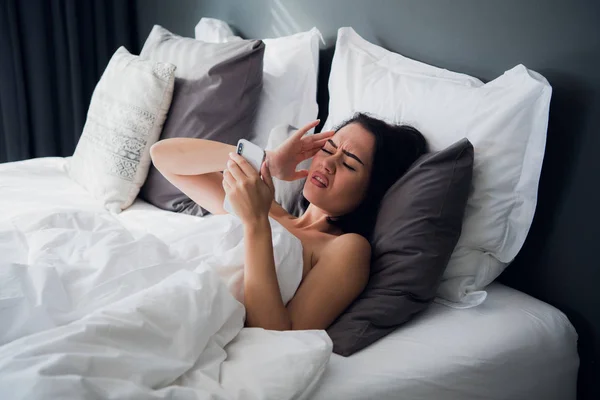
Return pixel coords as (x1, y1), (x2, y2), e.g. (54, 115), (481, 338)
(223, 139), (266, 215)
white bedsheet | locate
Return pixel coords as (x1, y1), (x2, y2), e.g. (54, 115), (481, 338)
(311, 283), (579, 400)
(0, 157), (579, 400)
(0, 157), (332, 400)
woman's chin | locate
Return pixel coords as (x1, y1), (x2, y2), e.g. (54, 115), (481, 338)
(303, 185), (324, 208)
(303, 185), (360, 218)
(303, 186), (336, 214)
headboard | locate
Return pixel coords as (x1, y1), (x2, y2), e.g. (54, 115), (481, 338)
(134, 1), (600, 398)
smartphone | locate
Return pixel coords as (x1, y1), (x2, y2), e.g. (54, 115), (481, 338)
(223, 139), (266, 215)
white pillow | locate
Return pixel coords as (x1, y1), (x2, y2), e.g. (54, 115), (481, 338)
(195, 18), (322, 148)
(323, 27), (552, 308)
(68, 46), (175, 213)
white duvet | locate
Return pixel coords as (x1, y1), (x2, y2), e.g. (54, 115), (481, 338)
(0, 157), (332, 400)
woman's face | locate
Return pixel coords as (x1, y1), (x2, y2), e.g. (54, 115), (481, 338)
(303, 123), (375, 216)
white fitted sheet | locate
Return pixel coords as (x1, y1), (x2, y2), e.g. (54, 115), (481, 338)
(310, 283), (579, 400)
(1, 157), (579, 400)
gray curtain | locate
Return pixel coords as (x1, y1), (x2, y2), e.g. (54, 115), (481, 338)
(0, 0), (137, 163)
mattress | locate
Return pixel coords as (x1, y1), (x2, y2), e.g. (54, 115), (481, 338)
(310, 283), (579, 400)
(0, 157), (579, 400)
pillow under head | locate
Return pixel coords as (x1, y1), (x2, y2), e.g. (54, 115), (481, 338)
(323, 27), (551, 308)
(139, 25), (265, 216)
(327, 138), (474, 356)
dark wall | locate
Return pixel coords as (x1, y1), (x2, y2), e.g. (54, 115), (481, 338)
(134, 1), (600, 398)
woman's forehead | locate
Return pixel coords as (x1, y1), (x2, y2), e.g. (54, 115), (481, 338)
(335, 123), (375, 150)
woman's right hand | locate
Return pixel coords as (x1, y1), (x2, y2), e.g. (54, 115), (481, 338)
(266, 120), (335, 181)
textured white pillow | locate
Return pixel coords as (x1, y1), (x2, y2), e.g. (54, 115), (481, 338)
(195, 18), (322, 147)
(68, 46), (175, 213)
(324, 27), (552, 308)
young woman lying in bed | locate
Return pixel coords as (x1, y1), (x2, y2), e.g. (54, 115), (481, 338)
(149, 113), (426, 331)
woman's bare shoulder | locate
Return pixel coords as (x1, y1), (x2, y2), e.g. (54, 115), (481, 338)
(322, 232), (371, 266)
(335, 232), (370, 247)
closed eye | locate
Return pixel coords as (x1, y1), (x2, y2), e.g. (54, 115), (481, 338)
(320, 147), (357, 171)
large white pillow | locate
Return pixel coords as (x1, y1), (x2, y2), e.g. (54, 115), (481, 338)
(195, 18), (322, 147)
(68, 46), (175, 213)
(323, 27), (552, 308)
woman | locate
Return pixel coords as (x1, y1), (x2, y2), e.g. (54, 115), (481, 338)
(149, 113), (427, 331)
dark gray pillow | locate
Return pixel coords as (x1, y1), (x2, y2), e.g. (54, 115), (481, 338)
(326, 138), (474, 356)
(139, 25), (265, 215)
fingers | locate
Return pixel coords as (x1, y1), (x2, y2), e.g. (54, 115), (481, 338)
(222, 179), (231, 193)
(261, 160), (274, 192)
(222, 169), (235, 190)
(292, 119), (321, 139)
(226, 158), (246, 182)
(304, 146), (322, 159)
(307, 136), (332, 150)
(300, 137), (330, 160)
(229, 152), (257, 177)
(300, 132), (334, 152)
(310, 130), (335, 141)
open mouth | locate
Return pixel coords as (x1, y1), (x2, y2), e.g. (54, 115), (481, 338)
(310, 172), (329, 188)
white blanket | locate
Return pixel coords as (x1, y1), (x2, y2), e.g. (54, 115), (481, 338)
(0, 157), (332, 400)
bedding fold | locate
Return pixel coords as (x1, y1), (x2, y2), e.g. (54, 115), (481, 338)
(0, 158), (331, 400)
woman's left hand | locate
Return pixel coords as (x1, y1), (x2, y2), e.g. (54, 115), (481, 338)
(223, 152), (274, 225)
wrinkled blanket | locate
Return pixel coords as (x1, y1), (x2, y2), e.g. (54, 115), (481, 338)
(0, 158), (332, 400)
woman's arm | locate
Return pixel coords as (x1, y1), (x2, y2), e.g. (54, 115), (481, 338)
(150, 138), (235, 176)
(243, 217), (292, 330)
(149, 138), (235, 214)
(243, 229), (371, 331)
(224, 151), (370, 331)
(148, 121), (333, 215)
(222, 152), (292, 329)
(285, 234), (370, 330)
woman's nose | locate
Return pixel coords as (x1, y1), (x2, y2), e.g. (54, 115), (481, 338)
(322, 157), (336, 174)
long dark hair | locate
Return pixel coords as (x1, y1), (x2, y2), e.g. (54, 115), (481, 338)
(304, 112), (428, 240)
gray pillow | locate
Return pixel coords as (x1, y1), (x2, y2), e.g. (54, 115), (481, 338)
(139, 25), (265, 215)
(326, 138), (474, 356)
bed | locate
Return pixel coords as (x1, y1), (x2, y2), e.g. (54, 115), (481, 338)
(312, 284), (578, 399)
(0, 157), (579, 399)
